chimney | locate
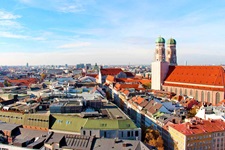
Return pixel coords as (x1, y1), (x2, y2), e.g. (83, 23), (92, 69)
(123, 143), (128, 147)
(186, 122), (191, 129)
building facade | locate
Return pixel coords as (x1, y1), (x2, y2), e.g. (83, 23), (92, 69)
(169, 119), (225, 150)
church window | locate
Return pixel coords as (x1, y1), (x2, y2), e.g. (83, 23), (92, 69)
(201, 91), (204, 102)
(190, 90), (192, 96)
(195, 91), (198, 100)
(175, 88), (177, 94)
(184, 89), (187, 95)
(170, 87), (172, 92)
(216, 93), (220, 104)
(207, 92), (210, 103)
(180, 89), (182, 95)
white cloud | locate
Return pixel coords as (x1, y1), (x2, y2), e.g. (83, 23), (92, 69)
(31, 37), (46, 41)
(0, 31), (28, 39)
(0, 20), (22, 29)
(56, 1), (85, 13)
(0, 10), (21, 20)
(58, 42), (91, 49)
(18, 0), (91, 13)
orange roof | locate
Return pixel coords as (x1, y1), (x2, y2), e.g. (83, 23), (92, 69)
(120, 89), (130, 96)
(116, 78), (151, 85)
(130, 96), (145, 105)
(100, 68), (123, 76)
(114, 83), (140, 91)
(164, 66), (225, 91)
(138, 79), (151, 84)
(170, 119), (225, 136)
(106, 75), (115, 82)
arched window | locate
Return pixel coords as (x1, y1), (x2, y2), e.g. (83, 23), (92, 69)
(190, 90), (192, 96)
(180, 89), (182, 95)
(195, 91), (198, 100)
(207, 92), (210, 103)
(175, 88), (177, 94)
(170, 87), (172, 92)
(216, 92), (220, 104)
(184, 89), (187, 95)
(201, 91), (204, 102)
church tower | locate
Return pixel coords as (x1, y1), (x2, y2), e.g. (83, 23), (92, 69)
(166, 38), (177, 66)
(151, 37), (169, 90)
(155, 36), (166, 62)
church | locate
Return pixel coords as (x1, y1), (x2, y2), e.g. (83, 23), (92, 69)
(151, 37), (225, 105)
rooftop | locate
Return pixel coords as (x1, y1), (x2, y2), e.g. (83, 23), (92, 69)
(169, 119), (225, 136)
(164, 66), (225, 91)
(93, 138), (150, 150)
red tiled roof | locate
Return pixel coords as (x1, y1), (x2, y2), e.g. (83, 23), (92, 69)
(181, 98), (199, 109)
(170, 119), (225, 136)
(100, 68), (123, 76)
(164, 66), (225, 91)
(7, 78), (37, 86)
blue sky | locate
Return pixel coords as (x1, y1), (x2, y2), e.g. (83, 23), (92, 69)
(0, 0), (225, 65)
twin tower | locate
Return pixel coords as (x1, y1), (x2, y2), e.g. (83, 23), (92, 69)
(151, 37), (177, 90)
(155, 36), (177, 66)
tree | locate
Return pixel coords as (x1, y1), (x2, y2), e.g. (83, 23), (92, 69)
(187, 106), (197, 118)
(144, 126), (164, 150)
(143, 82), (151, 89)
(3, 80), (11, 87)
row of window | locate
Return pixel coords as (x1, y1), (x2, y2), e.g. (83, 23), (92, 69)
(213, 132), (225, 137)
(27, 118), (48, 122)
(187, 134), (211, 141)
(166, 87), (221, 103)
(187, 145), (211, 150)
(0, 115), (22, 119)
(121, 130), (139, 137)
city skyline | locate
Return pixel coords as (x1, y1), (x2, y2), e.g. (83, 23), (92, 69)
(0, 0), (225, 65)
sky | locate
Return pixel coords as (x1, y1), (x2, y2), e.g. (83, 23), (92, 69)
(0, 0), (225, 66)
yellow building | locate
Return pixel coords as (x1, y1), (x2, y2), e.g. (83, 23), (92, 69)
(169, 119), (225, 150)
